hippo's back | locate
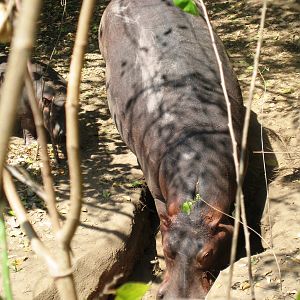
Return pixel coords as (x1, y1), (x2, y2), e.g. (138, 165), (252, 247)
(99, 0), (244, 201)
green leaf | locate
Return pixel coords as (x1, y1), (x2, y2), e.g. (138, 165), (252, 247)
(182, 201), (193, 215)
(173, 0), (199, 16)
(296, 291), (300, 300)
(129, 180), (144, 188)
(115, 282), (149, 300)
(102, 190), (111, 199)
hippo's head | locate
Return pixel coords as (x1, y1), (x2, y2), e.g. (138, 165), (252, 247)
(39, 85), (66, 144)
(156, 202), (233, 300)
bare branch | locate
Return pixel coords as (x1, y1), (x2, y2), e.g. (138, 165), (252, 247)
(196, 0), (240, 177)
(60, 0), (96, 245)
(231, 1), (269, 298)
(5, 164), (46, 201)
(3, 168), (78, 299)
(24, 64), (61, 231)
(258, 69), (274, 249)
(253, 151), (300, 154)
(195, 1), (257, 298)
(0, 1), (42, 298)
(196, 0), (274, 299)
(237, 6), (269, 211)
(0, 0), (14, 42)
(3, 169), (60, 276)
(0, 0), (42, 199)
(239, 195), (254, 299)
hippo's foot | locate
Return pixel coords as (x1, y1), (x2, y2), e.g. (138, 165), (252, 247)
(23, 129), (36, 145)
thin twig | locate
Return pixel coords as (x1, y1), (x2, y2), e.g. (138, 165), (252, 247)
(228, 1), (269, 298)
(2, 169), (61, 277)
(195, 1), (251, 298)
(48, 0), (67, 63)
(239, 193), (254, 299)
(5, 164), (46, 201)
(60, 0), (96, 245)
(258, 69), (274, 249)
(199, 196), (281, 283)
(25, 65), (61, 231)
(196, 0), (240, 180)
(253, 151), (300, 154)
(42, 1), (96, 298)
(40, 0), (67, 164)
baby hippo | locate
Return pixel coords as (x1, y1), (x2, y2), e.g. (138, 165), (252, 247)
(0, 55), (66, 146)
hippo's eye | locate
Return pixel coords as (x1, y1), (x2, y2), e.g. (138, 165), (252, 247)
(197, 249), (213, 268)
(203, 250), (213, 260)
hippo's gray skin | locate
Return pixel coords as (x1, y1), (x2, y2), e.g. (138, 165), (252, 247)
(99, 1), (244, 299)
(0, 55), (66, 146)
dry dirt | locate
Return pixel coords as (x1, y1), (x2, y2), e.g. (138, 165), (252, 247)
(1, 0), (299, 299)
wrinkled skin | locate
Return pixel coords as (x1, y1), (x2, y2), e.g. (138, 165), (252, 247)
(99, 0), (244, 298)
(0, 56), (66, 145)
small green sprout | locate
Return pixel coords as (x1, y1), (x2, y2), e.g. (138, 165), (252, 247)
(102, 190), (111, 200)
(173, 0), (199, 16)
(181, 193), (202, 215)
(128, 180), (144, 188)
(182, 201), (193, 215)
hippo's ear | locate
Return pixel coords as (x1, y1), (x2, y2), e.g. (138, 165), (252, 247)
(208, 215), (233, 236)
(208, 216), (222, 234)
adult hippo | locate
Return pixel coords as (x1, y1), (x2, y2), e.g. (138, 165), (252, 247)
(99, 0), (244, 298)
(0, 56), (66, 146)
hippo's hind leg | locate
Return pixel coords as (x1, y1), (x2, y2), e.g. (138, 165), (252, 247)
(21, 116), (37, 145)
